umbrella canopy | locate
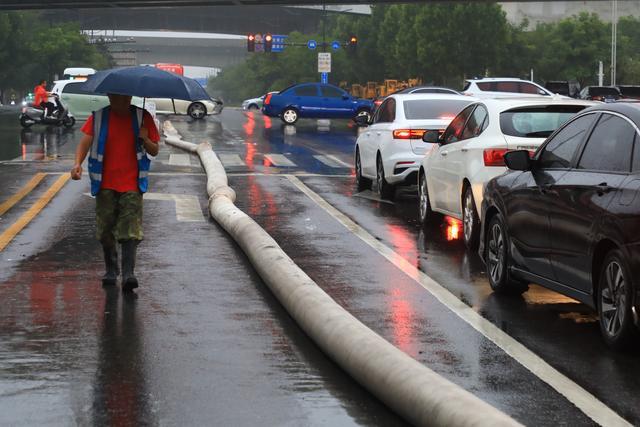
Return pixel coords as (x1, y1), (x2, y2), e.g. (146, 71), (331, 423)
(78, 66), (211, 101)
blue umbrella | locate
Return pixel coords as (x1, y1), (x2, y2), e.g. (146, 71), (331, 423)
(78, 65), (211, 101)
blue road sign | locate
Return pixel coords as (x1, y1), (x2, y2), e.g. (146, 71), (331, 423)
(307, 40), (317, 50)
(272, 34), (288, 53)
(331, 41), (341, 51)
(321, 72), (328, 84)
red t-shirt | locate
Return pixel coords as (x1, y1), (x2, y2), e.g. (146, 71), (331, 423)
(34, 85), (47, 105)
(81, 109), (160, 193)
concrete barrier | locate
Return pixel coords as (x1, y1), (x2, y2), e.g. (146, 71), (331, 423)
(163, 121), (522, 427)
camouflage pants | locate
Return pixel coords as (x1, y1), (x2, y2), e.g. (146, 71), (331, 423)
(96, 189), (143, 246)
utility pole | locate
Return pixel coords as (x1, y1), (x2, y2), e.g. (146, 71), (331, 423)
(611, 0), (618, 86)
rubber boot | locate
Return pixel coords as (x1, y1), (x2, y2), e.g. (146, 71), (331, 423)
(102, 245), (119, 286)
(121, 240), (139, 292)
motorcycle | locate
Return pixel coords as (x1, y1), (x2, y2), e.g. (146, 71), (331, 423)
(19, 93), (75, 129)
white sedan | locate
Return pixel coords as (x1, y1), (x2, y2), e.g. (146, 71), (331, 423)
(354, 94), (476, 199)
(418, 97), (596, 249)
(149, 97), (223, 119)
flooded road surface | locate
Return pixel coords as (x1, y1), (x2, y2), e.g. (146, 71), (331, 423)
(0, 107), (637, 426)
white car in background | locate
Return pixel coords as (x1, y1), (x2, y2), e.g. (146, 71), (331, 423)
(418, 97), (596, 249)
(354, 94), (476, 199)
(462, 78), (555, 99)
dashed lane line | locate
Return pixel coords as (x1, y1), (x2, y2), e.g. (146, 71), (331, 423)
(217, 153), (247, 167)
(0, 173), (47, 216)
(168, 153), (193, 166)
(0, 174), (70, 252)
(313, 154), (352, 168)
(285, 174), (630, 427)
(264, 154), (297, 167)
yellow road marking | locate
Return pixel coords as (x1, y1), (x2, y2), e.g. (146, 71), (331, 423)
(0, 173), (47, 216)
(0, 174), (70, 252)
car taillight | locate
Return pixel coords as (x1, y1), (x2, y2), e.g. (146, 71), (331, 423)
(483, 149), (509, 166)
(393, 129), (426, 140)
(374, 99), (383, 106)
(264, 93), (272, 105)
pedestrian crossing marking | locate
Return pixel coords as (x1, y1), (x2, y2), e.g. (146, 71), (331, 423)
(0, 174), (70, 252)
(144, 193), (205, 222)
(313, 154), (352, 168)
(169, 153), (192, 166)
(218, 154), (246, 167)
(264, 154), (296, 167)
(0, 173), (47, 216)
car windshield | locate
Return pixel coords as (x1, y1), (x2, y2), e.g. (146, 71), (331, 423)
(403, 99), (472, 120)
(589, 87), (620, 97)
(500, 105), (586, 138)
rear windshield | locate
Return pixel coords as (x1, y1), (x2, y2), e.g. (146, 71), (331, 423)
(403, 99), (472, 120)
(500, 105), (586, 138)
(619, 86), (640, 97)
(589, 87), (620, 97)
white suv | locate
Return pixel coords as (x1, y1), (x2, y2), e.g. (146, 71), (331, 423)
(418, 97), (596, 249)
(462, 78), (554, 99)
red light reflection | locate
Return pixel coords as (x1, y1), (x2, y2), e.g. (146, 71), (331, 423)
(444, 216), (461, 241)
(243, 114), (255, 137)
(263, 115), (272, 129)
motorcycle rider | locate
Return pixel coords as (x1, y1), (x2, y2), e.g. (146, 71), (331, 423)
(34, 80), (56, 118)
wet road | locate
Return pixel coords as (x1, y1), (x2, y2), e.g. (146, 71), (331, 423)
(0, 106), (638, 426)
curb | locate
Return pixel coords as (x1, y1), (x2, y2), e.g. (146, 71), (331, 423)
(162, 121), (522, 427)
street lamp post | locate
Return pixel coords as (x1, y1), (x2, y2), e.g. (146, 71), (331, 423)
(611, 0), (618, 86)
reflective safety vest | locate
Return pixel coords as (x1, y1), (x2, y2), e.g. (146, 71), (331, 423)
(88, 106), (151, 196)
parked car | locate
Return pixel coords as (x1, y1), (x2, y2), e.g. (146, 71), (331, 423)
(354, 94), (474, 199)
(242, 92), (276, 110)
(544, 80), (581, 98)
(262, 83), (374, 125)
(617, 85), (640, 100)
(479, 102), (640, 349)
(53, 79), (222, 120)
(462, 78), (554, 99)
(418, 97), (595, 249)
(373, 86), (461, 109)
(580, 86), (621, 102)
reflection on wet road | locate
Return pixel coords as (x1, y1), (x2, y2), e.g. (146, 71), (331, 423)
(0, 106), (638, 426)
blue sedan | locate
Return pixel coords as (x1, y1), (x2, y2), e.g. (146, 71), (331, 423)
(262, 83), (374, 125)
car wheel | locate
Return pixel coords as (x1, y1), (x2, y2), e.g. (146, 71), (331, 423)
(418, 172), (437, 226)
(63, 116), (75, 128)
(598, 249), (638, 350)
(20, 115), (33, 128)
(486, 213), (528, 295)
(376, 155), (394, 200)
(355, 148), (371, 192)
(248, 104), (259, 111)
(188, 102), (206, 120)
(281, 108), (298, 125)
(354, 108), (371, 123)
(462, 186), (480, 250)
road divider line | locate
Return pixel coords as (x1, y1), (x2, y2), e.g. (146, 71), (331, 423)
(162, 120), (521, 427)
(0, 173), (47, 217)
(285, 174), (630, 427)
(0, 174), (70, 252)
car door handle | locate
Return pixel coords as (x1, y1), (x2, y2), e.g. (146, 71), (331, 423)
(540, 183), (552, 194)
(440, 151), (448, 157)
(596, 182), (614, 195)
(460, 148), (468, 153)
(376, 132), (381, 136)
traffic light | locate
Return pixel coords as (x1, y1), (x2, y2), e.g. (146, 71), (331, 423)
(264, 33), (273, 52)
(247, 33), (255, 52)
(348, 35), (358, 51)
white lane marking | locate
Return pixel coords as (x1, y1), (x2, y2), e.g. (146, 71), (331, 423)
(264, 154), (296, 167)
(217, 153), (246, 167)
(314, 154), (352, 168)
(285, 174), (630, 427)
(168, 154), (192, 166)
(83, 192), (205, 222)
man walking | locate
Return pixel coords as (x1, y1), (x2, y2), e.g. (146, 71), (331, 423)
(70, 94), (159, 292)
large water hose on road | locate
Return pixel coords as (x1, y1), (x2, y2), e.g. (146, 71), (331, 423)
(162, 121), (521, 427)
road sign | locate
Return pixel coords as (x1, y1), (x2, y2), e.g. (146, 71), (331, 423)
(331, 41), (341, 51)
(318, 52), (331, 73)
(307, 40), (317, 50)
(272, 35), (288, 53)
(321, 72), (328, 84)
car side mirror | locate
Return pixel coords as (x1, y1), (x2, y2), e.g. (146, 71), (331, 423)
(355, 115), (370, 127)
(422, 130), (440, 144)
(538, 89), (548, 96)
(503, 150), (531, 171)
(342, 95), (350, 100)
